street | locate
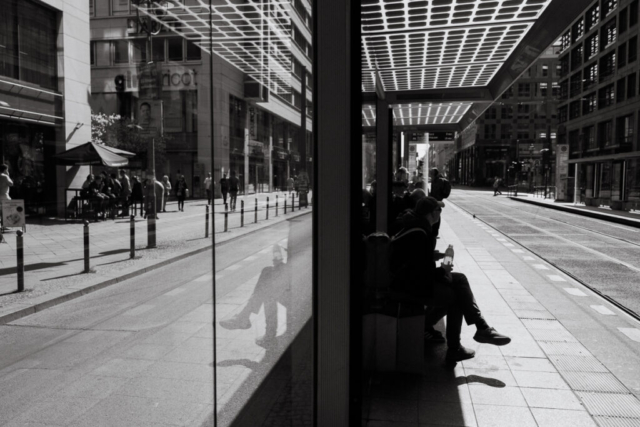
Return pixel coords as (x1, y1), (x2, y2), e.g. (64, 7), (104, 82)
(0, 213), (312, 427)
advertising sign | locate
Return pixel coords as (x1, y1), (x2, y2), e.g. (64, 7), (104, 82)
(556, 144), (569, 201)
(1, 200), (25, 228)
(136, 99), (163, 137)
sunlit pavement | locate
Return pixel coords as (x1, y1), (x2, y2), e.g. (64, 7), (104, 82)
(0, 214), (312, 427)
(364, 191), (640, 426)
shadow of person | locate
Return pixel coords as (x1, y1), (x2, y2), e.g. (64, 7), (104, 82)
(465, 374), (506, 388)
(218, 244), (291, 348)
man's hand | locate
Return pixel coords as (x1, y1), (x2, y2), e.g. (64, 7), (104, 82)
(441, 263), (453, 273)
(434, 251), (445, 260)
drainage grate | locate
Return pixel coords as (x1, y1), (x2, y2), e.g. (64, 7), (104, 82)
(528, 328), (578, 342)
(577, 392), (640, 418)
(549, 355), (609, 373)
(539, 342), (591, 356)
(593, 416), (640, 426)
(562, 372), (630, 394)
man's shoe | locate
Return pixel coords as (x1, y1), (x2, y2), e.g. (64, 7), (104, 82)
(424, 327), (446, 343)
(445, 346), (475, 362)
(219, 315), (251, 330)
(474, 327), (511, 346)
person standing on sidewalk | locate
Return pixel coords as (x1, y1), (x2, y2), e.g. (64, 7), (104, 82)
(297, 170), (310, 207)
(428, 168), (452, 238)
(204, 172), (213, 205)
(144, 177), (163, 219)
(287, 176), (294, 194)
(175, 175), (188, 212)
(119, 170), (131, 216)
(219, 172), (229, 206)
(493, 176), (503, 196)
(162, 175), (172, 212)
(228, 170), (239, 211)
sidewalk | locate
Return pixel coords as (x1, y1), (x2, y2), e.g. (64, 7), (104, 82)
(0, 191), (311, 324)
(510, 194), (640, 228)
(364, 200), (640, 426)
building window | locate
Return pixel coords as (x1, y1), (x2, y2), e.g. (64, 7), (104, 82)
(152, 39), (165, 62)
(603, 0), (618, 16)
(559, 106), (568, 123)
(599, 84), (615, 108)
(617, 77), (626, 103)
(114, 40), (129, 64)
(501, 87), (513, 99)
(90, 0), (95, 16)
(501, 125), (512, 140)
(599, 120), (614, 147)
(570, 130), (581, 153)
(629, 37), (638, 63)
(517, 104), (530, 116)
(600, 52), (616, 81)
(570, 73), (582, 98)
(484, 124), (496, 140)
(542, 64), (549, 77)
(485, 108), (497, 119)
(90, 41), (95, 66)
(631, 0), (639, 26)
(131, 39), (147, 64)
(620, 6), (628, 33)
(186, 41), (201, 61)
(572, 18), (585, 42)
(583, 91), (597, 114)
(584, 62), (598, 89)
(560, 81), (568, 100)
(561, 30), (571, 52)
(619, 42), (628, 68)
(556, 63), (563, 77)
(552, 81), (560, 98)
(559, 56), (569, 77)
(570, 101), (581, 119)
(601, 19), (617, 49)
(628, 73), (637, 98)
(571, 44), (583, 70)
(540, 82), (548, 96)
(111, 0), (130, 15)
(167, 38), (183, 62)
(518, 83), (530, 97)
(585, 126), (597, 150)
(587, 4), (600, 29)
(586, 33), (599, 58)
(617, 115), (634, 145)
(501, 105), (513, 119)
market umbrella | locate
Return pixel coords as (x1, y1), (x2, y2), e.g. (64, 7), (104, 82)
(53, 142), (133, 168)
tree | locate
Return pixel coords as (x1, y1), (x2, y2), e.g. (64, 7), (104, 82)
(91, 111), (170, 173)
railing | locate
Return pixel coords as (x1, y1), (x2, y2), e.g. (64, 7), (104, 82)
(532, 186), (557, 199)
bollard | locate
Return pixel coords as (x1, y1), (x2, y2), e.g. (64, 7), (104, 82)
(83, 220), (90, 273)
(225, 203), (228, 212)
(206, 205), (210, 238)
(266, 197), (269, 220)
(298, 193), (301, 211)
(276, 195), (279, 216)
(254, 198), (258, 224)
(130, 215), (135, 259)
(284, 198), (287, 214)
(241, 200), (245, 227)
(291, 193), (295, 211)
(16, 230), (24, 292)
(224, 209), (228, 232)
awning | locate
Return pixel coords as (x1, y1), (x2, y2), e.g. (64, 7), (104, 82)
(53, 142), (135, 168)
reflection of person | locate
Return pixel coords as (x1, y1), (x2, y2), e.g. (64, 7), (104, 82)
(218, 173), (228, 206)
(0, 164), (14, 201)
(119, 170), (131, 216)
(144, 177), (163, 219)
(204, 173), (213, 205)
(297, 170), (310, 208)
(286, 176), (294, 194)
(162, 175), (171, 212)
(219, 244), (290, 346)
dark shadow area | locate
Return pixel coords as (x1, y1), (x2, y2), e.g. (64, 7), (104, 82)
(465, 374), (506, 388)
(98, 248), (131, 256)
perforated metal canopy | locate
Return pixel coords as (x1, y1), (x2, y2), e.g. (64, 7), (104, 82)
(362, 102), (472, 127)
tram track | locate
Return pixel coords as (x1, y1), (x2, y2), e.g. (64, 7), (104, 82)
(449, 197), (640, 324)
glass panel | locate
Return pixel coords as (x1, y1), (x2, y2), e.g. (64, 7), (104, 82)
(585, 164), (595, 197)
(113, 40), (129, 64)
(600, 162), (612, 198)
(612, 163), (622, 200)
(186, 41), (201, 61)
(111, 0), (129, 15)
(627, 159), (640, 201)
(131, 39), (147, 64)
(167, 37), (183, 62)
(152, 38), (165, 62)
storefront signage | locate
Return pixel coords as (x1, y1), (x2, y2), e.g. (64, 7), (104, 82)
(125, 68), (198, 91)
(2, 200), (25, 228)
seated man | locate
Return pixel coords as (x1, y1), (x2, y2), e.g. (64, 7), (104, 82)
(393, 196), (511, 362)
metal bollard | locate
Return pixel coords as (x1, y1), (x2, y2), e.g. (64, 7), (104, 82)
(298, 193), (301, 211)
(16, 230), (24, 292)
(83, 220), (90, 273)
(254, 198), (258, 224)
(130, 215), (135, 259)
(266, 197), (269, 220)
(206, 205), (210, 238)
(284, 198), (287, 214)
(241, 200), (245, 227)
(291, 193), (295, 211)
(224, 209), (228, 232)
(225, 203), (228, 212)
(276, 195), (279, 216)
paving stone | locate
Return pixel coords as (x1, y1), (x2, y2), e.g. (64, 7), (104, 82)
(521, 388), (585, 411)
(530, 408), (598, 427)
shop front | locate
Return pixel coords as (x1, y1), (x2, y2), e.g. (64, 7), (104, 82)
(574, 154), (640, 210)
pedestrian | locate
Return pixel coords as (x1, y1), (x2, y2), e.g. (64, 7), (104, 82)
(428, 168), (452, 238)
(493, 176), (503, 196)
(297, 170), (310, 208)
(228, 170), (239, 211)
(144, 176), (163, 219)
(162, 175), (172, 212)
(287, 176), (294, 194)
(175, 175), (188, 212)
(204, 172), (213, 205)
(119, 170), (131, 216)
(219, 172), (229, 206)
(131, 176), (144, 216)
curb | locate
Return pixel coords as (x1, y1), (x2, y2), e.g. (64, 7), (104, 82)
(0, 210), (312, 326)
(509, 196), (640, 229)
